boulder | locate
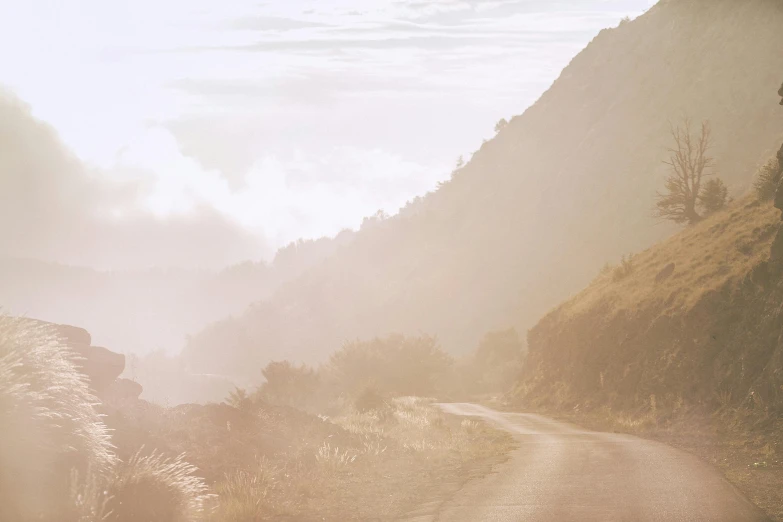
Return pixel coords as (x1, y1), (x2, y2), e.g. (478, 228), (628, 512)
(15, 317), (142, 399)
(70, 344), (125, 394)
(52, 323), (92, 346)
(17, 318), (92, 346)
(104, 378), (143, 401)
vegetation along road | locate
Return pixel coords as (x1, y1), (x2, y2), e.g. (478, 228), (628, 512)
(431, 404), (770, 522)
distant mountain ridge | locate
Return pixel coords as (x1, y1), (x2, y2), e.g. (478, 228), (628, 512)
(182, 0), (783, 383)
(0, 232), (353, 358)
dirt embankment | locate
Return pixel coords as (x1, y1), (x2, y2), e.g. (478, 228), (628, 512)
(511, 197), (783, 519)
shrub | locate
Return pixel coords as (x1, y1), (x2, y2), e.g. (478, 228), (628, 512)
(612, 255), (635, 282)
(257, 361), (320, 410)
(210, 466), (279, 522)
(104, 450), (212, 522)
(0, 316), (113, 522)
(698, 178), (729, 214)
(226, 387), (253, 411)
(355, 387), (387, 413)
(753, 157), (781, 201)
(329, 334), (453, 397)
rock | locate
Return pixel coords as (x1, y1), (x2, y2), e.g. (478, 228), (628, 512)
(655, 262), (676, 283)
(53, 324), (92, 346)
(19, 319), (92, 346)
(71, 344), (125, 394)
(104, 378), (143, 401)
(14, 317), (142, 399)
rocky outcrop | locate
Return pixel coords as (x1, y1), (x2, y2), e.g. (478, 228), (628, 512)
(22, 318), (142, 400)
(70, 344), (125, 394)
(104, 378), (144, 401)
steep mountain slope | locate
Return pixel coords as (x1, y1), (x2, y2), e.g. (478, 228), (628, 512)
(183, 0), (783, 381)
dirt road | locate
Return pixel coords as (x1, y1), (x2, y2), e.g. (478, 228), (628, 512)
(430, 403), (769, 522)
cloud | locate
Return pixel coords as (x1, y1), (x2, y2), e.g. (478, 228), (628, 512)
(170, 71), (434, 103)
(225, 15), (330, 32)
(118, 113), (450, 245)
(0, 90), (267, 270)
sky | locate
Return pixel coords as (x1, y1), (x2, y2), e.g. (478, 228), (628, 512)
(0, 0), (656, 266)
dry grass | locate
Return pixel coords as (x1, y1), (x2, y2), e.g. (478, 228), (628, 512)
(104, 450), (213, 522)
(204, 397), (513, 521)
(1, 315), (511, 521)
(567, 197), (779, 318)
(0, 316), (114, 522)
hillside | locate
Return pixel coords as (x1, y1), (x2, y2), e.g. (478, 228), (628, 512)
(518, 196), (783, 411)
(513, 190), (783, 519)
(182, 0), (783, 384)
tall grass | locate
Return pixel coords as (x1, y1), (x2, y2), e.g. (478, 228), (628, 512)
(104, 449), (213, 522)
(0, 315), (212, 522)
(0, 316), (114, 521)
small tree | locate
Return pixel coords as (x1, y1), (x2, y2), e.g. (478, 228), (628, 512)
(257, 361), (320, 408)
(328, 335), (453, 397)
(654, 118), (714, 225)
(494, 118), (508, 134)
(699, 178), (729, 214)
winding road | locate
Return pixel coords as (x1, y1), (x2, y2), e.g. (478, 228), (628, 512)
(431, 403), (770, 522)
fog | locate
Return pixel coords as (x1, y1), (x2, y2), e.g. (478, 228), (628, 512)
(3, 0), (783, 520)
(0, 91), (267, 270)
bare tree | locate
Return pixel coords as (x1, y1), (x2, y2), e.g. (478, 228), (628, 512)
(654, 118), (714, 225)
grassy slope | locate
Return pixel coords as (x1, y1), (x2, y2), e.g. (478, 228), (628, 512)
(514, 197), (783, 519)
(519, 197), (783, 412)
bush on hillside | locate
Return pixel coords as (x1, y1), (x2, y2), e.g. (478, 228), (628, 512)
(104, 450), (212, 522)
(210, 467), (279, 522)
(329, 334), (453, 398)
(226, 387), (254, 411)
(257, 360), (321, 409)
(612, 254), (635, 282)
(699, 178), (729, 214)
(753, 157), (781, 201)
(0, 316), (114, 522)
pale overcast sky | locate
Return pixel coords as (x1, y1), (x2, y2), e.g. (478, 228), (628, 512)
(0, 0), (655, 257)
